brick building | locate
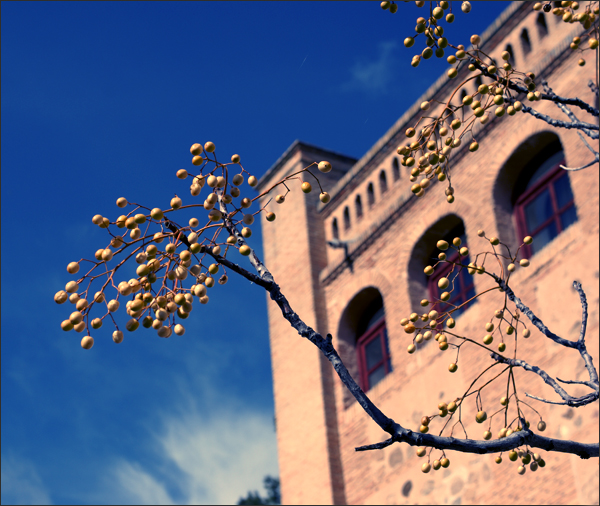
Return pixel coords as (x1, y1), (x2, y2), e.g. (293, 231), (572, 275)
(257, 3), (599, 504)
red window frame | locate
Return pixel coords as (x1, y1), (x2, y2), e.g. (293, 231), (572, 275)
(356, 318), (391, 392)
(428, 250), (476, 318)
(514, 160), (576, 259)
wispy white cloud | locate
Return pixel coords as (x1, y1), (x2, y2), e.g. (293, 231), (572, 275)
(109, 403), (279, 505)
(341, 40), (399, 96)
(112, 460), (175, 505)
(1, 454), (52, 505)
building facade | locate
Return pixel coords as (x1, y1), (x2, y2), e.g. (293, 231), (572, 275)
(257, 3), (599, 504)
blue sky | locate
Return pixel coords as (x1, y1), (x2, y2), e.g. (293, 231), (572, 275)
(1, 2), (509, 504)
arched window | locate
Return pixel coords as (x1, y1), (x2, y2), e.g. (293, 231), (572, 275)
(379, 170), (388, 194)
(407, 214), (474, 322)
(356, 293), (391, 391)
(355, 195), (363, 220)
(504, 44), (515, 65)
(427, 223), (476, 320)
(393, 157), (400, 182)
(536, 13), (548, 38)
(520, 28), (532, 56)
(337, 287), (391, 405)
(514, 147), (577, 258)
(343, 206), (351, 231)
(367, 183), (375, 207)
(332, 218), (339, 240)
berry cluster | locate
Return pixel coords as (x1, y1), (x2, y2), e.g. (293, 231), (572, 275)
(402, 232), (554, 474)
(534, 1), (600, 66)
(382, 1), (598, 203)
(55, 142), (333, 349)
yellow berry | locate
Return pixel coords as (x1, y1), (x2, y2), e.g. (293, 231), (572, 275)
(81, 335), (94, 349)
(318, 161), (332, 173)
(301, 182), (312, 193)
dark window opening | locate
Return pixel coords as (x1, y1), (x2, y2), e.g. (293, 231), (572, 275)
(355, 195), (363, 220)
(521, 28), (532, 56)
(393, 157), (400, 182)
(379, 170), (388, 194)
(343, 206), (351, 231)
(474, 75), (482, 94)
(504, 44), (515, 65)
(368, 183), (375, 207)
(356, 295), (391, 392)
(536, 13), (548, 38)
(332, 218), (339, 240)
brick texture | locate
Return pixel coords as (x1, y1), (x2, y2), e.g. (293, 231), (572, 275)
(258, 3), (599, 505)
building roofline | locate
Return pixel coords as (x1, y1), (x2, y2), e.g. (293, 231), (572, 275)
(256, 139), (357, 192)
(322, 1), (526, 208)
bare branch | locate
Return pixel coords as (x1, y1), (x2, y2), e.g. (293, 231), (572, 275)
(541, 80), (600, 141)
(560, 157), (599, 171)
(216, 208), (600, 459)
(490, 273), (578, 349)
(518, 104), (599, 138)
(471, 59), (599, 117)
(357, 422), (598, 459)
(573, 281), (599, 386)
(490, 353), (598, 408)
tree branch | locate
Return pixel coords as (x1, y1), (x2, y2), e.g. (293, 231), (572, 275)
(213, 196), (599, 459)
(490, 353), (598, 407)
(518, 104), (599, 138)
(357, 424), (598, 459)
(490, 273), (579, 349)
(470, 59), (599, 117)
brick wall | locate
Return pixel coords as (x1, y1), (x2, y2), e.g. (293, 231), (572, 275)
(259, 3), (599, 504)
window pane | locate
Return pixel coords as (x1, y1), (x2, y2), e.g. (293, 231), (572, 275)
(365, 334), (383, 370)
(525, 189), (553, 232)
(531, 221), (558, 254)
(554, 173), (574, 209)
(560, 205), (577, 231)
(368, 364), (386, 389)
(465, 285), (476, 303)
